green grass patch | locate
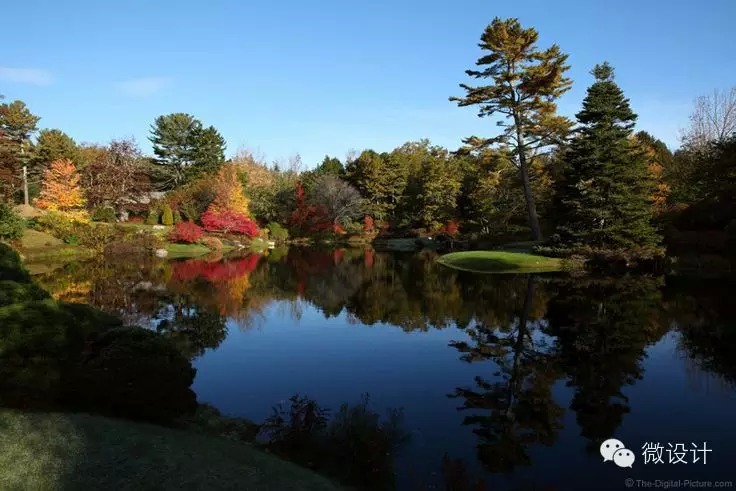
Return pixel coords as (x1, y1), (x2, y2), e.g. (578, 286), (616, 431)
(437, 250), (563, 274)
(165, 243), (211, 259)
(14, 229), (94, 261)
(0, 409), (341, 491)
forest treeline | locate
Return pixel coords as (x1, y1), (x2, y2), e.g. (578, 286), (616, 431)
(1, 18), (734, 259)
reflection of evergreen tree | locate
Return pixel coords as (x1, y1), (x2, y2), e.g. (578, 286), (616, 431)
(449, 276), (564, 472)
(546, 276), (665, 450)
(157, 306), (228, 359)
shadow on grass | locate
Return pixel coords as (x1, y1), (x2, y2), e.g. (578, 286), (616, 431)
(0, 409), (341, 491)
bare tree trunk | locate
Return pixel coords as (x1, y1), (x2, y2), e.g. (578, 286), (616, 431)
(22, 166), (29, 206)
(519, 161), (542, 241)
(515, 122), (543, 241)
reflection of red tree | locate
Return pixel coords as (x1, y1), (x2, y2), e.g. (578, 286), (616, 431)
(333, 248), (345, 265)
(172, 255), (261, 283)
(364, 249), (374, 268)
(170, 255), (262, 316)
(287, 248), (334, 299)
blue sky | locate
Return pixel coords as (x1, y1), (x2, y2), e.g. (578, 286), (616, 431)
(2, 0), (734, 167)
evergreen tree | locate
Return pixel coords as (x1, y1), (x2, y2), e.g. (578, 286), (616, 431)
(315, 155), (344, 177)
(34, 129), (79, 165)
(149, 113), (226, 188)
(555, 63), (662, 253)
(451, 18), (572, 240)
(188, 125), (225, 180)
(0, 100), (40, 201)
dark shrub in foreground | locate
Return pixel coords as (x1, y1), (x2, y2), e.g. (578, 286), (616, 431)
(0, 243), (198, 424)
(71, 327), (197, 423)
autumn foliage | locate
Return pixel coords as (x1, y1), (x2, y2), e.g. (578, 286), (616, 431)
(439, 219), (460, 237)
(36, 158), (86, 211)
(170, 255), (262, 315)
(201, 209), (259, 237)
(289, 182), (332, 234)
(169, 221), (204, 243)
(209, 164), (250, 216)
(363, 215), (375, 233)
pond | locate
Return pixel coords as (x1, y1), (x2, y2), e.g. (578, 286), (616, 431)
(30, 247), (736, 490)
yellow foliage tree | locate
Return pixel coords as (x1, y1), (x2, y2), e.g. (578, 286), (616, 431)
(632, 132), (671, 214)
(209, 164), (250, 216)
(36, 158), (86, 211)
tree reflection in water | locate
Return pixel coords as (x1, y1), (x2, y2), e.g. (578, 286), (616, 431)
(448, 276), (564, 473)
(29, 247), (736, 485)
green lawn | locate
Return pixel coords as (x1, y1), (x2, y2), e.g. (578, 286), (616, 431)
(0, 409), (342, 491)
(437, 250), (563, 274)
(164, 243), (212, 258)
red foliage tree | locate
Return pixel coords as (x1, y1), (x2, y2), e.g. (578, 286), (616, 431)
(442, 219), (460, 237)
(201, 208), (259, 237)
(169, 222), (204, 243)
(363, 215), (375, 234)
(288, 181), (332, 235)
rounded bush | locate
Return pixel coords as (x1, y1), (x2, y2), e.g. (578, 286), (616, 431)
(169, 222), (204, 243)
(145, 210), (159, 225)
(267, 222), (289, 242)
(91, 206), (117, 223)
(0, 203), (25, 241)
(71, 327), (197, 423)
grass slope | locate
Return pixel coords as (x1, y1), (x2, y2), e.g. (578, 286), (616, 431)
(15, 229), (93, 261)
(437, 250), (562, 274)
(0, 409), (341, 491)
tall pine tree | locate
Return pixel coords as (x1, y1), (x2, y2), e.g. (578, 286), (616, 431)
(555, 63), (661, 254)
(451, 18), (572, 240)
(149, 113), (226, 188)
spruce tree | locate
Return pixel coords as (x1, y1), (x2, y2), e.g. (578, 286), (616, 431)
(555, 63), (661, 254)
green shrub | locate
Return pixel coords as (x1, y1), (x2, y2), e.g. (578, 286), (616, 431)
(161, 204), (174, 226)
(104, 231), (163, 258)
(173, 209), (183, 224)
(34, 212), (115, 250)
(267, 222), (289, 242)
(33, 212), (77, 243)
(145, 209), (159, 225)
(0, 203), (25, 241)
(0, 244), (31, 282)
(91, 206), (117, 223)
(71, 327), (197, 423)
(0, 281), (49, 307)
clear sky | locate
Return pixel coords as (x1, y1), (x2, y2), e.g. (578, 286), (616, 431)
(2, 0), (734, 167)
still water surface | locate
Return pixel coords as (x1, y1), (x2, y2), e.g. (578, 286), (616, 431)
(34, 247), (735, 490)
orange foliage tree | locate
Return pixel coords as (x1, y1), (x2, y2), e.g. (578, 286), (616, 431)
(634, 131), (672, 214)
(36, 158), (86, 211)
(209, 164), (250, 216)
